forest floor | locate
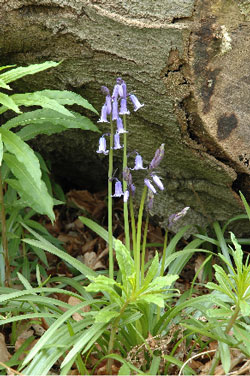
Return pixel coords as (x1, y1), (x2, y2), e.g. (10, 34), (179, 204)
(1, 189), (250, 375)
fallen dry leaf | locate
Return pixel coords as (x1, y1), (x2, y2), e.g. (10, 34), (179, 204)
(0, 333), (11, 363)
(68, 296), (90, 321)
(77, 252), (105, 270)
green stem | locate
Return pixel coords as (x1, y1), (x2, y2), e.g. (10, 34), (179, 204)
(108, 120), (114, 280)
(160, 230), (168, 277)
(107, 299), (131, 374)
(209, 304), (240, 375)
(136, 186), (147, 290)
(122, 115), (130, 252)
(130, 195), (136, 260)
(157, 230), (168, 321)
(141, 213), (149, 284)
(0, 168), (10, 287)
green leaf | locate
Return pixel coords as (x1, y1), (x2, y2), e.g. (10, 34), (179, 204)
(61, 322), (107, 368)
(0, 61), (59, 84)
(9, 92), (74, 117)
(79, 216), (110, 242)
(219, 341), (231, 374)
(3, 158), (54, 221)
(21, 223), (96, 277)
(143, 253), (159, 287)
(0, 92), (21, 113)
(147, 275), (179, 290)
(0, 78), (11, 90)
(148, 355), (161, 376)
(137, 293), (165, 308)
(0, 135), (3, 166)
(22, 301), (92, 367)
(86, 277), (122, 305)
(3, 109), (100, 136)
(163, 355), (196, 375)
(0, 128), (41, 184)
(239, 191), (250, 221)
(95, 310), (120, 323)
(39, 90), (98, 114)
(239, 300), (250, 316)
(114, 239), (134, 289)
(118, 363), (131, 375)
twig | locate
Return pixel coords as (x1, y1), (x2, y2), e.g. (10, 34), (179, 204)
(0, 361), (25, 376)
(178, 349), (216, 376)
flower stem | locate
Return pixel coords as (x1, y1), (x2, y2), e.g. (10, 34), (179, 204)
(108, 120), (114, 280)
(122, 115), (130, 252)
(157, 230), (168, 321)
(107, 299), (130, 374)
(160, 229), (168, 277)
(129, 195), (136, 260)
(0, 168), (10, 287)
(136, 186), (147, 290)
(141, 213), (149, 284)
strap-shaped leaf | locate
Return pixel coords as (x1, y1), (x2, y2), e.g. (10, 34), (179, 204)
(0, 61), (59, 84)
(0, 128), (41, 185)
(0, 92), (21, 113)
(3, 108), (100, 135)
(39, 90), (98, 114)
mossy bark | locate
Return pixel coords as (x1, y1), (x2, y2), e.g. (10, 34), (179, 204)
(0, 0), (249, 233)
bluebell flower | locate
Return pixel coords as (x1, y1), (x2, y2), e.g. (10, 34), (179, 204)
(149, 144), (165, 170)
(123, 166), (132, 186)
(112, 84), (119, 100)
(124, 190), (129, 203)
(98, 104), (109, 123)
(116, 117), (128, 134)
(105, 95), (112, 115)
(113, 132), (123, 150)
(168, 207), (190, 228)
(129, 94), (144, 112)
(147, 190), (154, 210)
(121, 81), (127, 98)
(101, 86), (110, 96)
(97, 135), (109, 155)
(112, 179), (124, 197)
(144, 178), (157, 194)
(151, 174), (164, 191)
(119, 98), (130, 115)
(132, 153), (147, 170)
(112, 78), (124, 100)
(112, 99), (119, 121)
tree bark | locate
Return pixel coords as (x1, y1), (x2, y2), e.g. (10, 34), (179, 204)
(0, 0), (249, 234)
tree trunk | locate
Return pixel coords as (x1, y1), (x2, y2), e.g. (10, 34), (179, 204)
(0, 0), (249, 234)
